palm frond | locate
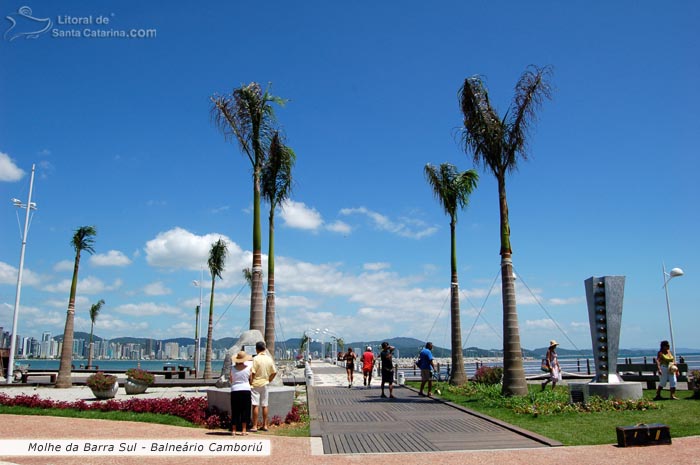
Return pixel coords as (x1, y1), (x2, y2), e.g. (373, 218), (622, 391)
(505, 65), (553, 171)
(459, 76), (505, 177)
(262, 131), (296, 208)
(210, 82), (287, 169)
(207, 238), (228, 280)
(72, 226), (97, 255)
(90, 299), (105, 323)
(424, 163), (479, 223)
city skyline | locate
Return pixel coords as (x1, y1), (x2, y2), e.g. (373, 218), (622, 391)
(1, 1), (698, 352)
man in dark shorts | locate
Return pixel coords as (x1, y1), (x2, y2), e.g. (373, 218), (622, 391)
(380, 342), (395, 398)
(344, 347), (356, 388)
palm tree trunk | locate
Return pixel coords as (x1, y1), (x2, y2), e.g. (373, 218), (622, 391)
(204, 277), (215, 379)
(87, 322), (94, 368)
(497, 176), (527, 396)
(264, 209), (276, 356)
(56, 253), (80, 388)
(249, 170), (265, 333)
(449, 219), (468, 385)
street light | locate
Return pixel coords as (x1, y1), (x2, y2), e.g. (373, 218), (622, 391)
(7, 164), (36, 384)
(662, 264), (684, 358)
(192, 270), (204, 378)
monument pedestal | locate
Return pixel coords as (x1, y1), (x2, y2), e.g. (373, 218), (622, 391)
(569, 381), (643, 403)
(207, 386), (295, 420)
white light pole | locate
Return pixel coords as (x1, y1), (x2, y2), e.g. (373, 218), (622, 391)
(662, 264), (684, 358)
(7, 164), (37, 384)
(193, 270), (203, 378)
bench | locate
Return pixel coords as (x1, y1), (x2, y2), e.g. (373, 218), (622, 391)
(18, 372), (57, 383)
(619, 363), (688, 389)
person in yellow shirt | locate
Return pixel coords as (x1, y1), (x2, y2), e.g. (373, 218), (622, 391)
(655, 340), (678, 400)
(250, 341), (277, 432)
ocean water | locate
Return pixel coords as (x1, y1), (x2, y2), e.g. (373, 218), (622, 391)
(17, 359), (225, 373)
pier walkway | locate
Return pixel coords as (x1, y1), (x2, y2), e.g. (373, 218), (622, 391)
(307, 362), (559, 454)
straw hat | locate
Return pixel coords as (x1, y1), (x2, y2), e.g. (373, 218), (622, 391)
(233, 351), (252, 364)
(549, 340), (559, 348)
(669, 364), (679, 374)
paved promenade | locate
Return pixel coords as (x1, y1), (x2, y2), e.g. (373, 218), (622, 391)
(0, 362), (698, 464)
(307, 363), (557, 453)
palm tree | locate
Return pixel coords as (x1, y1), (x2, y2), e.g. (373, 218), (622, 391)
(56, 226), (97, 388)
(211, 82), (285, 334)
(261, 131), (296, 356)
(424, 163), (479, 385)
(204, 238), (228, 379)
(459, 65), (553, 396)
(87, 298), (105, 369)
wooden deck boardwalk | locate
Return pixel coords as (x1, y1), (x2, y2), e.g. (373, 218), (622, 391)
(308, 365), (560, 454)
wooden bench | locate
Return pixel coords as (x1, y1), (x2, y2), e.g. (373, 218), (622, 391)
(618, 363), (688, 389)
(19, 372), (57, 383)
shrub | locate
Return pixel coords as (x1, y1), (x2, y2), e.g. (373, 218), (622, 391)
(86, 372), (117, 391)
(125, 368), (155, 385)
(473, 366), (503, 385)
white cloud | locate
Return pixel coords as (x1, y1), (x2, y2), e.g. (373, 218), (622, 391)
(113, 302), (183, 317)
(144, 227), (248, 273)
(280, 200), (323, 230)
(326, 220), (351, 234)
(0, 261), (42, 286)
(548, 297), (584, 306)
(90, 250), (132, 267)
(340, 206), (437, 239)
(0, 152), (25, 182)
(524, 318), (557, 330)
(53, 260), (74, 272)
(43, 276), (122, 295)
(363, 262), (390, 271)
(143, 281), (172, 296)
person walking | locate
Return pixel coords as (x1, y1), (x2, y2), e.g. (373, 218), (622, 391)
(655, 340), (678, 400)
(250, 341), (278, 432)
(541, 340), (561, 391)
(417, 342), (437, 397)
(361, 346), (376, 388)
(344, 347), (357, 388)
(229, 351), (252, 436)
(380, 342), (395, 398)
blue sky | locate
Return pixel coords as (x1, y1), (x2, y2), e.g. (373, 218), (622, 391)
(0, 1), (698, 352)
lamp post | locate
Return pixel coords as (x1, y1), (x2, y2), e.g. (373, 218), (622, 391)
(662, 264), (684, 358)
(7, 164), (37, 384)
(192, 270), (203, 378)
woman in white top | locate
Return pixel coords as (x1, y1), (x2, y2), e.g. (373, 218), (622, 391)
(541, 340), (561, 391)
(230, 351), (253, 435)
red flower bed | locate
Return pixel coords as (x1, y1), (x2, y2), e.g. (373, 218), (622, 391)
(0, 393), (211, 427)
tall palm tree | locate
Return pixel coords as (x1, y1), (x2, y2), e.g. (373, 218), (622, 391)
(204, 238), (228, 379)
(424, 163), (479, 386)
(459, 65), (553, 396)
(87, 298), (105, 369)
(261, 131), (296, 356)
(211, 82), (285, 334)
(56, 226), (97, 388)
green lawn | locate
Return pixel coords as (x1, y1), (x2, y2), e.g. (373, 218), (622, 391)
(0, 405), (197, 428)
(416, 382), (700, 446)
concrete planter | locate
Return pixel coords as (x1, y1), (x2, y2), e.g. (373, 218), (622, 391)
(91, 381), (118, 399)
(124, 379), (149, 395)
